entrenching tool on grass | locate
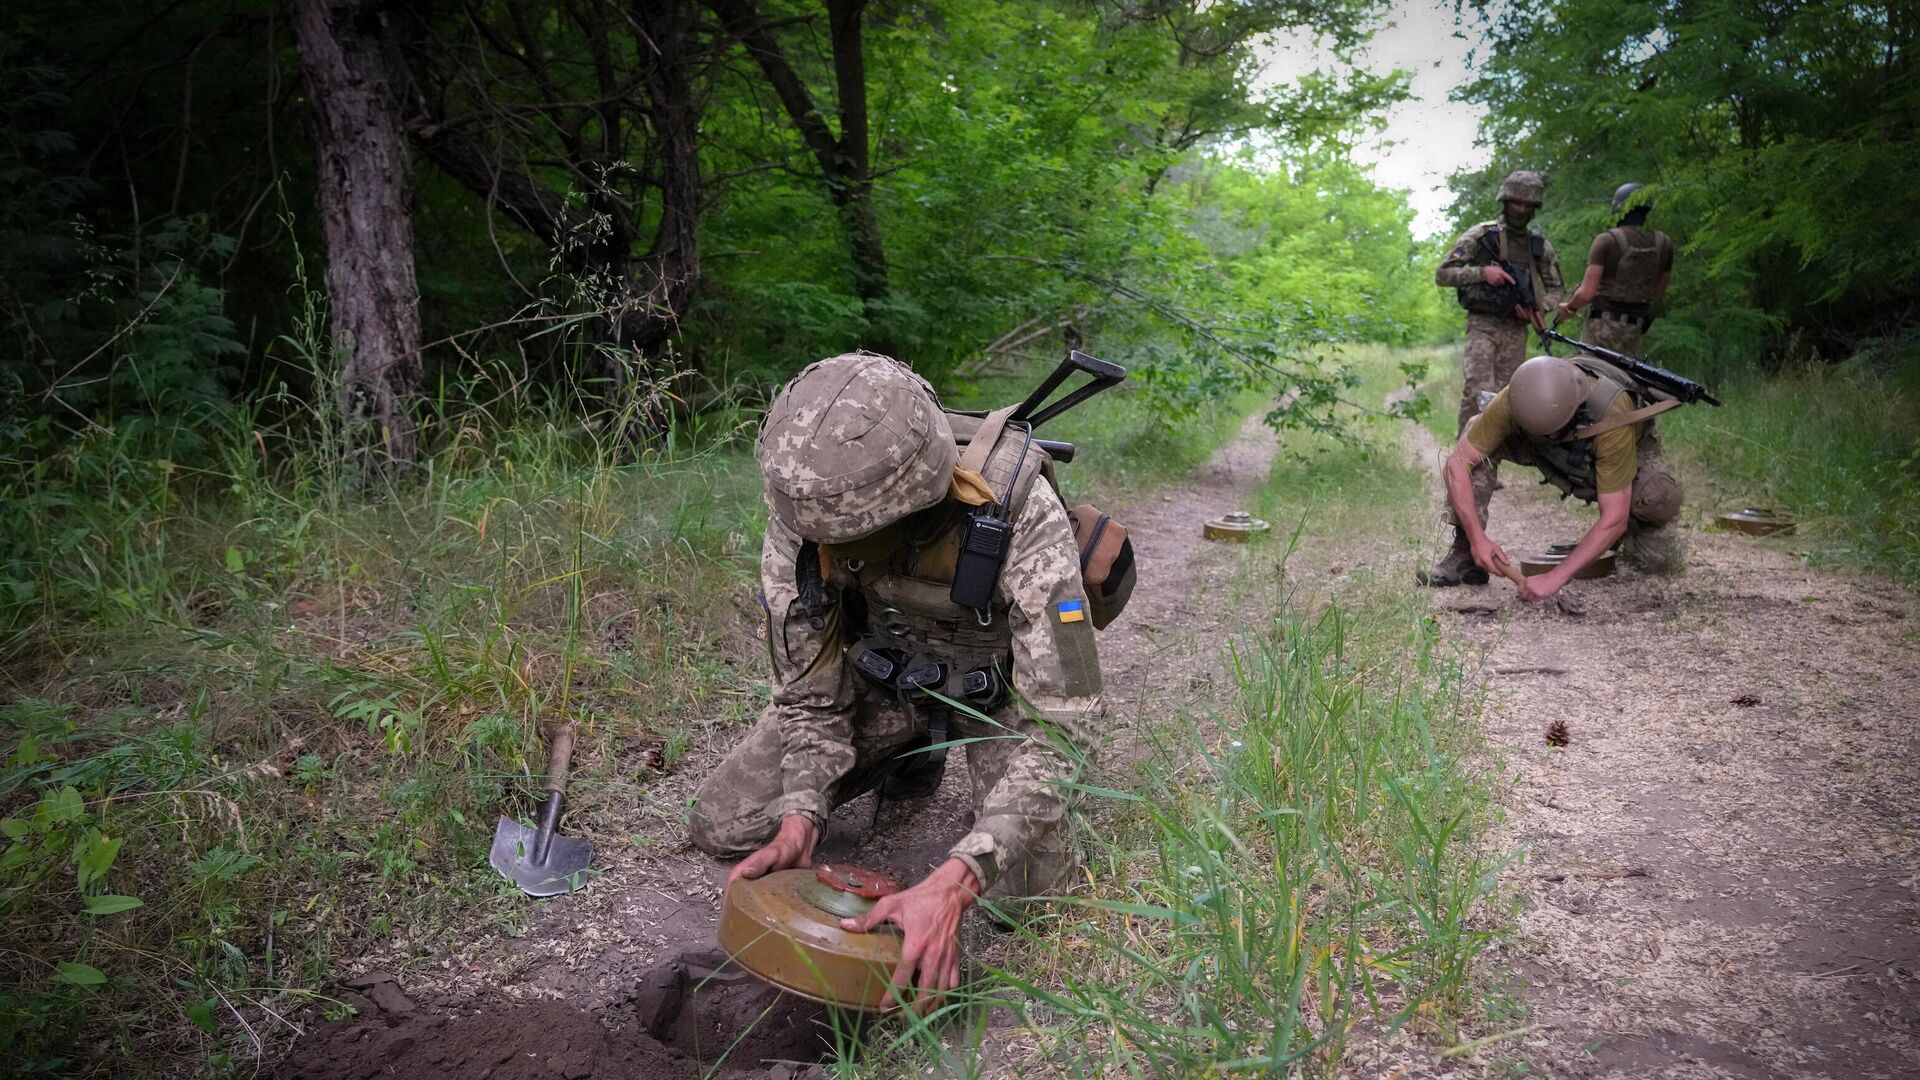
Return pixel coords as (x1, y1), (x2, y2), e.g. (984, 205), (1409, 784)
(490, 723), (594, 897)
(718, 863), (906, 1012)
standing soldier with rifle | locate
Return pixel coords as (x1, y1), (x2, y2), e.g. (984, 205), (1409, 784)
(1422, 169), (1567, 587)
(1557, 183), (1674, 358)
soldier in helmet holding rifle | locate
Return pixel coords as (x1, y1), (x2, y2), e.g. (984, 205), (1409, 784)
(1421, 169), (1567, 586)
(686, 352), (1105, 1012)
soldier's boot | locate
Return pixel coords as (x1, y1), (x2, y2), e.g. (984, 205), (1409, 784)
(879, 732), (948, 801)
(1416, 530), (1489, 587)
(1621, 521), (1686, 577)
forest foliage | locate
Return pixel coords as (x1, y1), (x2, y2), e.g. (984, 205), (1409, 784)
(1, 0), (1447, 460)
(1449, 0), (1919, 371)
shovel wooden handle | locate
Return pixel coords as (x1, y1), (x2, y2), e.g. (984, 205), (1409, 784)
(545, 723), (576, 794)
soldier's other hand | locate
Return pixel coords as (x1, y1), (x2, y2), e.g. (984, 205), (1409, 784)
(1470, 539), (1513, 577)
(1556, 301), (1575, 322)
(1482, 264), (1516, 287)
(840, 858), (978, 1015)
(1517, 572), (1563, 603)
(727, 814), (818, 885)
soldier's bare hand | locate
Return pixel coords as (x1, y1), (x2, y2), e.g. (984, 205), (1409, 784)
(1470, 539), (1513, 578)
(727, 814), (818, 885)
(1517, 572), (1563, 603)
(841, 859), (977, 1015)
(1482, 264), (1516, 287)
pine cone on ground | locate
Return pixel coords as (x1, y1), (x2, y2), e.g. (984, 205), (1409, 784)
(1545, 720), (1571, 747)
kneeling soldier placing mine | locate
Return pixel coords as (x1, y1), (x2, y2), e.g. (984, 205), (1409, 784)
(688, 350), (1131, 1012)
(1427, 334), (1719, 599)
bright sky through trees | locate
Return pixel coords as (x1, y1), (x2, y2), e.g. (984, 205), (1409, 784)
(1259, 0), (1490, 237)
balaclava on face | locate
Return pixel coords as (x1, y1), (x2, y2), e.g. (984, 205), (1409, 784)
(1503, 201), (1537, 230)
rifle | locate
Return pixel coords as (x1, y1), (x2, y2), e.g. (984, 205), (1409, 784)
(1458, 229), (1539, 317)
(1538, 326), (1722, 407)
(955, 349), (1127, 463)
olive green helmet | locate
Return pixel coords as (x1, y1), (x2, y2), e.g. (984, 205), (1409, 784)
(1508, 356), (1588, 436)
(1611, 182), (1650, 214)
(756, 352), (957, 544)
(1497, 170), (1545, 206)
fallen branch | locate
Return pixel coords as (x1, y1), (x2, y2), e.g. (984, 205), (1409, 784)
(1537, 867), (1651, 882)
(1439, 1023), (1548, 1059)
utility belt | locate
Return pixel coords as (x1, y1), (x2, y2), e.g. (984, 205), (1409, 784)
(846, 635), (1008, 709)
(1591, 303), (1653, 328)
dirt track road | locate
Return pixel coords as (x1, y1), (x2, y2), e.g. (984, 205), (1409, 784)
(1410, 430), (1920, 1078)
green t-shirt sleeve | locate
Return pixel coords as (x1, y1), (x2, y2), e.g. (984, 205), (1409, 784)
(1465, 389), (1515, 455)
(1593, 395), (1640, 493)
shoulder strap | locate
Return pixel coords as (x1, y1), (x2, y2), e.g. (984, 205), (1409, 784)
(958, 405), (1017, 478)
(1477, 224), (1503, 259)
(1568, 398), (1682, 441)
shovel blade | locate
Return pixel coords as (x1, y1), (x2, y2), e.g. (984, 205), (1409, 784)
(490, 816), (594, 897)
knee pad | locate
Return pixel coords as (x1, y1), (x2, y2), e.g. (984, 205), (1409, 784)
(1632, 468), (1682, 525)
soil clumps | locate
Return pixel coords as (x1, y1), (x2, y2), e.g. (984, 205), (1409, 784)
(276, 952), (835, 1080)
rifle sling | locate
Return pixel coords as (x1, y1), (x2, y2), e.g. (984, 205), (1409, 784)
(958, 406), (1019, 500)
(1564, 398), (1681, 442)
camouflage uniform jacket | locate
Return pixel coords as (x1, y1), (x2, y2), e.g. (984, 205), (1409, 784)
(1436, 220), (1566, 313)
(756, 478), (1101, 892)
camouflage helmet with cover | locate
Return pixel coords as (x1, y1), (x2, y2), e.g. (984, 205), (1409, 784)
(757, 352), (958, 544)
(1497, 170), (1545, 206)
(1611, 181), (1650, 215)
(1508, 355), (1588, 436)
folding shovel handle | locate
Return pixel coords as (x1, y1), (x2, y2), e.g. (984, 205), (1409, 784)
(545, 722), (576, 794)
(530, 723), (576, 866)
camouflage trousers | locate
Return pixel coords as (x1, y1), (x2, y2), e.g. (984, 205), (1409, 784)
(1447, 314), (1535, 530)
(686, 679), (1075, 903)
(1579, 312), (1648, 357)
(1455, 314), (1534, 435)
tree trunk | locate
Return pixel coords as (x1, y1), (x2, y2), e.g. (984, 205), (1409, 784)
(706, 0), (892, 344)
(293, 0), (422, 469)
(826, 0), (888, 309)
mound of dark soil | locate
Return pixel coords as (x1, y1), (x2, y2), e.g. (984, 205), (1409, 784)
(275, 953), (841, 1080)
(273, 1000), (696, 1080)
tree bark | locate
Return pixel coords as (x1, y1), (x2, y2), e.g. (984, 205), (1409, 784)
(825, 0), (887, 308)
(292, 0), (422, 469)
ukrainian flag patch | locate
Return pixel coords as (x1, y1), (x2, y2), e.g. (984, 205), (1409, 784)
(1056, 599), (1086, 624)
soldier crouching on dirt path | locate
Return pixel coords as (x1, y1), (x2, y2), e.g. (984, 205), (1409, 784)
(1556, 182), (1675, 358)
(1420, 170), (1567, 587)
(1433, 354), (1686, 601)
(687, 352), (1098, 1011)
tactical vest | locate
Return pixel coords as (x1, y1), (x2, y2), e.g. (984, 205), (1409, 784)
(1595, 226), (1667, 309)
(1500, 356), (1663, 504)
(830, 412), (1053, 711)
(1457, 223), (1547, 318)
